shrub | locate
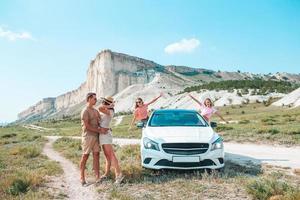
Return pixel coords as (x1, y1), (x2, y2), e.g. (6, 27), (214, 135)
(268, 129), (280, 135)
(246, 178), (300, 200)
(10, 145), (41, 158)
(183, 79), (299, 94)
(7, 178), (30, 195)
(1, 133), (17, 138)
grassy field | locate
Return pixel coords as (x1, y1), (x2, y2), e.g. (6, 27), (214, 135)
(33, 103), (300, 145)
(0, 126), (62, 200)
(1, 102), (300, 199)
(116, 103), (300, 145)
(53, 137), (300, 200)
(214, 103), (300, 145)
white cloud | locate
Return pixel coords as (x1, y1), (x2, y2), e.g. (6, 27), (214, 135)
(0, 26), (34, 41)
(164, 38), (200, 54)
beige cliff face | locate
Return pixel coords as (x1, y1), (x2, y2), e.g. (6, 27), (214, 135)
(18, 50), (162, 122)
(17, 50), (300, 122)
(18, 98), (55, 120)
(48, 50), (159, 112)
(86, 50), (158, 97)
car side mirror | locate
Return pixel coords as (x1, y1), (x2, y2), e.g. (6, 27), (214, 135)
(136, 122), (145, 128)
(210, 122), (217, 128)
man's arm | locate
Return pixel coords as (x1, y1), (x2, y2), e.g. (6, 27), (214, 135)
(82, 118), (101, 134)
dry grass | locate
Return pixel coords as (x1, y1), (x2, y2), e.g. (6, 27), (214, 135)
(53, 138), (300, 200)
(0, 126), (62, 199)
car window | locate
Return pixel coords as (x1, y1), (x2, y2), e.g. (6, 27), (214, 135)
(149, 111), (208, 127)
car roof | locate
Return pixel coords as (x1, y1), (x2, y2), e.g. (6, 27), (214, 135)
(152, 109), (198, 114)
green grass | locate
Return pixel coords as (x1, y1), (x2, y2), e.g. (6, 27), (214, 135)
(33, 102), (300, 145)
(53, 138), (300, 199)
(34, 117), (82, 136)
(0, 126), (62, 199)
(113, 103), (300, 145)
(112, 116), (142, 138)
(246, 176), (300, 200)
(214, 103), (300, 145)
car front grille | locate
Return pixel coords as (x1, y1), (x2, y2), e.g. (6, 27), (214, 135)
(161, 143), (209, 155)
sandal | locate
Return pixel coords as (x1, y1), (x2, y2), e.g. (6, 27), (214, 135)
(114, 174), (125, 185)
(81, 180), (87, 186)
(96, 175), (108, 183)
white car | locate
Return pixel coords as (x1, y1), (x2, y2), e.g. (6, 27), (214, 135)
(140, 109), (224, 170)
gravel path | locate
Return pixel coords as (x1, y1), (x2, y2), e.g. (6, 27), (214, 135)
(43, 136), (103, 200)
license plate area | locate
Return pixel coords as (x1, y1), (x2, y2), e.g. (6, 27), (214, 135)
(172, 156), (200, 163)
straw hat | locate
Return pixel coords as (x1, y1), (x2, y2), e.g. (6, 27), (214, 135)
(102, 96), (114, 104)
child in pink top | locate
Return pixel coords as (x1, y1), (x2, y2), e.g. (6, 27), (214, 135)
(189, 93), (228, 123)
(129, 93), (163, 129)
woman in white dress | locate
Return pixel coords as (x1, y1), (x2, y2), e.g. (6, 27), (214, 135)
(98, 96), (124, 184)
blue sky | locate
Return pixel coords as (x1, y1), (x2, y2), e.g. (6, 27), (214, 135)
(0, 0), (300, 122)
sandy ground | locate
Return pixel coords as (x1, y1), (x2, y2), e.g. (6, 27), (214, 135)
(43, 136), (103, 200)
(225, 143), (300, 169)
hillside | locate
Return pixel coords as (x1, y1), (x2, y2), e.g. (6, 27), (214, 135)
(17, 49), (300, 123)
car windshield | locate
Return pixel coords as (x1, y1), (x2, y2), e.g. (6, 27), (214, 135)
(148, 111), (208, 127)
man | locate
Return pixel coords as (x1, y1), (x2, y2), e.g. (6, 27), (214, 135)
(80, 92), (108, 186)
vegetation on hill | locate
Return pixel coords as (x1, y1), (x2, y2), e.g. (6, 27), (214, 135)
(183, 79), (299, 94)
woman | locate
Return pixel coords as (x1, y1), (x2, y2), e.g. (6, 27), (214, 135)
(129, 93), (163, 129)
(98, 96), (124, 184)
(188, 93), (228, 123)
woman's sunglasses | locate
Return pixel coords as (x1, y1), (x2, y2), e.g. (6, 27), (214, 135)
(136, 101), (143, 104)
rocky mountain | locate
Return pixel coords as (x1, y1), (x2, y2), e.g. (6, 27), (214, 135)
(272, 88), (300, 108)
(17, 49), (300, 123)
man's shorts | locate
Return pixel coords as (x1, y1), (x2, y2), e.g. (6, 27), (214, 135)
(81, 136), (100, 154)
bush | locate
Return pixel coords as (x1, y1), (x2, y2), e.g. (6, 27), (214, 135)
(268, 129), (280, 135)
(7, 178), (30, 195)
(246, 178), (300, 200)
(10, 145), (41, 158)
(1, 133), (17, 138)
(183, 79), (299, 94)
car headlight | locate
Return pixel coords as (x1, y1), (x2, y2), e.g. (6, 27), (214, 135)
(211, 137), (223, 151)
(143, 137), (160, 151)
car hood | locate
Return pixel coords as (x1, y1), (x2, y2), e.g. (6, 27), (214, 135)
(143, 126), (218, 143)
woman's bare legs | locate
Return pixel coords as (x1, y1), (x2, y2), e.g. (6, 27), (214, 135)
(102, 144), (122, 177)
(102, 151), (111, 177)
